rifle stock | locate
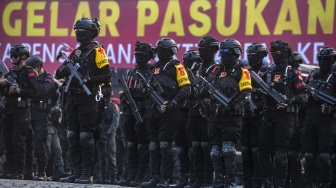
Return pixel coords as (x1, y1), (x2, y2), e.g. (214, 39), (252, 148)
(0, 61), (19, 89)
(250, 70), (287, 104)
(119, 74), (144, 125)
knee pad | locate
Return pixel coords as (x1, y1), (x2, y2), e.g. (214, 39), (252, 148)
(210, 145), (222, 163)
(160, 141), (172, 156)
(79, 132), (94, 148)
(222, 141), (236, 158)
(304, 152), (315, 168)
(137, 143), (148, 151)
(319, 153), (331, 168)
(274, 150), (288, 168)
(67, 130), (79, 147)
(128, 142), (137, 150)
(241, 146), (251, 160)
(149, 141), (158, 152)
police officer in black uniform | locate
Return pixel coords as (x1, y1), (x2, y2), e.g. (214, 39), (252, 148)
(56, 17), (111, 184)
(25, 55), (58, 181)
(184, 36), (218, 188)
(141, 38), (191, 188)
(257, 40), (307, 187)
(0, 45), (38, 179)
(198, 39), (252, 188)
(285, 51), (304, 188)
(119, 41), (153, 187)
(303, 46), (336, 188)
(242, 43), (268, 188)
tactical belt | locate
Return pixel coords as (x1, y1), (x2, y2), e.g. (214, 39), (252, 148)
(209, 105), (243, 116)
(68, 88), (87, 94)
(31, 100), (49, 110)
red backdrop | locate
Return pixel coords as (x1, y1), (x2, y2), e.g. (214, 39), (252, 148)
(0, 0), (335, 73)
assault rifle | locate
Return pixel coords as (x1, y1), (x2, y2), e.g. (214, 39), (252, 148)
(186, 65), (209, 115)
(119, 74), (143, 125)
(194, 76), (230, 108)
(306, 84), (336, 106)
(56, 50), (91, 95)
(250, 70), (287, 104)
(0, 61), (20, 92)
(136, 71), (165, 108)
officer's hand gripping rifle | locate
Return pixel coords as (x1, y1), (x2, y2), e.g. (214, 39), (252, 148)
(119, 74), (144, 125)
(0, 61), (20, 92)
(56, 50), (91, 96)
(250, 70), (287, 104)
(306, 84), (336, 106)
(194, 76), (230, 108)
(136, 71), (165, 108)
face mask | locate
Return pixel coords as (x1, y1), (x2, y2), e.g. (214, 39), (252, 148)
(198, 47), (211, 60)
(75, 29), (92, 43)
(220, 51), (238, 68)
(247, 53), (261, 67)
(157, 48), (173, 61)
(135, 53), (150, 66)
(318, 59), (331, 71)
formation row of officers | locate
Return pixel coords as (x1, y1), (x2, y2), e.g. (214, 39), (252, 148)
(0, 17), (335, 188)
(120, 37), (336, 188)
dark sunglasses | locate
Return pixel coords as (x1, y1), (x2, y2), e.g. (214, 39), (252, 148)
(271, 51), (281, 56)
(10, 54), (19, 59)
(219, 49), (231, 54)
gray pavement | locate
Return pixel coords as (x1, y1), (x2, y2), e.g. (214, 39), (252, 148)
(0, 179), (244, 188)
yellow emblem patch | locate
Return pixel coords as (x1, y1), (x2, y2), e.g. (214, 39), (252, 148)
(239, 68), (252, 91)
(95, 47), (110, 69)
(175, 64), (190, 87)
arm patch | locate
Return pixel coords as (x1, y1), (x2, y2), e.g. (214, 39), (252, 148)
(239, 68), (252, 91)
(175, 64), (190, 87)
(95, 47), (110, 68)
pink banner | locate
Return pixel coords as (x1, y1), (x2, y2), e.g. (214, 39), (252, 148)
(0, 0), (335, 73)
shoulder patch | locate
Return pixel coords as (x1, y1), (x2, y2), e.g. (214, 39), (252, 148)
(239, 68), (252, 91)
(28, 72), (35, 77)
(95, 47), (110, 68)
(175, 64), (190, 87)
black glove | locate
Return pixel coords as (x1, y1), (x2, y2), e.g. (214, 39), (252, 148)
(321, 103), (333, 115)
(160, 100), (177, 113)
(59, 66), (71, 77)
(291, 93), (309, 105)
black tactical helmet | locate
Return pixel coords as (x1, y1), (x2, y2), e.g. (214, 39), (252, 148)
(135, 40), (155, 59)
(246, 43), (268, 67)
(288, 51), (303, 69)
(10, 45), (30, 58)
(317, 46), (336, 70)
(26, 55), (43, 68)
(269, 40), (292, 63)
(155, 38), (178, 54)
(183, 50), (202, 69)
(198, 36), (219, 52)
(183, 50), (201, 61)
(219, 39), (242, 55)
(246, 43), (267, 56)
(74, 18), (100, 43)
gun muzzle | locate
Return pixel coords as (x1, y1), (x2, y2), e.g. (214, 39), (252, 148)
(56, 50), (65, 61)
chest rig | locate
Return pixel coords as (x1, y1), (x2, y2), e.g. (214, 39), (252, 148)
(309, 70), (336, 97)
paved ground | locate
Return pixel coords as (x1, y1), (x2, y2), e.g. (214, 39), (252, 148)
(0, 179), (244, 188)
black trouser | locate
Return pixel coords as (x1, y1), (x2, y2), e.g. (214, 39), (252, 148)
(124, 114), (149, 180)
(146, 116), (178, 179)
(257, 110), (294, 180)
(95, 134), (117, 180)
(30, 107), (49, 173)
(65, 96), (98, 174)
(241, 115), (262, 186)
(302, 108), (336, 185)
(174, 111), (190, 180)
(285, 114), (302, 188)
(187, 115), (213, 184)
(3, 107), (31, 175)
(208, 115), (242, 180)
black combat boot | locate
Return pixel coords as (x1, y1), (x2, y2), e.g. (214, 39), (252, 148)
(110, 174), (119, 185)
(141, 176), (160, 188)
(212, 176), (225, 188)
(319, 182), (330, 188)
(60, 166), (82, 183)
(75, 168), (93, 184)
(156, 178), (170, 188)
(171, 173), (188, 188)
(224, 175), (235, 188)
(33, 165), (47, 181)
